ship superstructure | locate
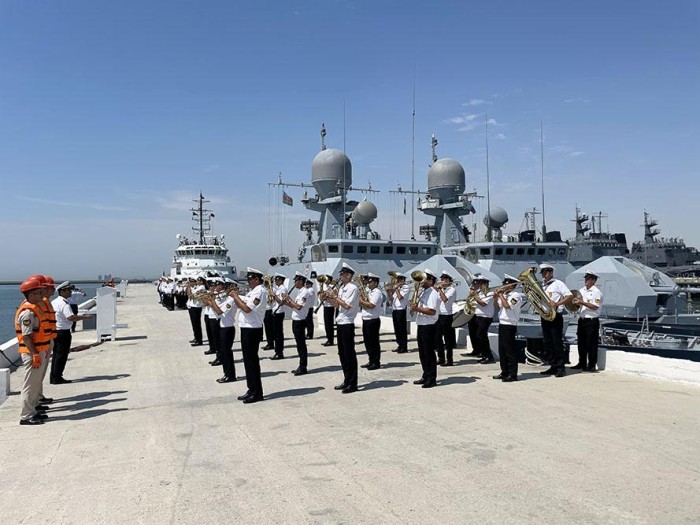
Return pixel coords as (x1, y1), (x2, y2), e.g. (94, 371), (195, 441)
(568, 207), (628, 267)
(629, 211), (698, 269)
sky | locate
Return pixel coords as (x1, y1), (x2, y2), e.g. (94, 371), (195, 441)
(0, 0), (698, 279)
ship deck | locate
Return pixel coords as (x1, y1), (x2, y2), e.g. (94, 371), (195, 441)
(1, 284), (698, 524)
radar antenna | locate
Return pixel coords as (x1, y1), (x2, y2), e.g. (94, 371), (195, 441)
(320, 123), (327, 151)
(430, 134), (438, 166)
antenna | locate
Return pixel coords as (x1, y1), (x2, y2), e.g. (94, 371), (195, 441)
(320, 123), (326, 151)
(411, 67), (416, 240)
(485, 114), (492, 242)
(342, 100), (347, 241)
(540, 121), (547, 240)
(430, 134), (438, 166)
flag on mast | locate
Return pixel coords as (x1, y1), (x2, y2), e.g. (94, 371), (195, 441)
(282, 192), (293, 207)
(403, 197), (407, 215)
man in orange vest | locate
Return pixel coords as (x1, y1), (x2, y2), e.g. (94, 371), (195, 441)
(15, 276), (52, 425)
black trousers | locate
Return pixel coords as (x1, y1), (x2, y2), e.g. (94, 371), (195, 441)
(264, 309), (274, 347)
(188, 307), (203, 343)
(204, 316), (216, 353)
(498, 324), (518, 377)
(392, 309), (408, 351)
(272, 312), (285, 355)
(323, 306), (335, 344)
(417, 323), (437, 382)
(305, 308), (314, 338)
(209, 319), (221, 360)
(541, 312), (565, 370)
(362, 318), (381, 365)
(435, 314), (456, 363)
(467, 315), (479, 354)
(241, 327), (264, 398)
(337, 323), (357, 388)
(475, 316), (493, 359)
(292, 320), (308, 368)
(51, 329), (72, 382)
(70, 304), (79, 332)
(219, 326), (236, 378)
(577, 318), (600, 368)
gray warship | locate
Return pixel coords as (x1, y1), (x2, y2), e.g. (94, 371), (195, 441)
(568, 207), (628, 267)
(629, 211), (698, 269)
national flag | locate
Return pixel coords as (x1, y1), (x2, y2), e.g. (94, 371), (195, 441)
(468, 203), (476, 214)
(403, 197), (407, 215)
(282, 191), (293, 206)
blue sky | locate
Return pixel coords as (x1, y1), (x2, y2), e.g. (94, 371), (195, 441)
(0, 0), (698, 279)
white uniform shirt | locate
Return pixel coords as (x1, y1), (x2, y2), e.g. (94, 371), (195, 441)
(216, 296), (238, 328)
(187, 285), (205, 308)
(543, 278), (572, 314)
(204, 300), (217, 319)
(475, 290), (495, 318)
(391, 283), (410, 310)
(335, 282), (359, 325)
(273, 283), (288, 316)
(415, 287), (440, 326)
(51, 296), (74, 330)
(238, 284), (267, 328)
(437, 286), (456, 315)
(498, 291), (524, 326)
(578, 285), (603, 319)
(291, 287), (312, 321)
(361, 287), (383, 321)
(305, 286), (317, 312)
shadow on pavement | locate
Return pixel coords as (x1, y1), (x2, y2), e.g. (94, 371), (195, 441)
(115, 335), (148, 342)
(54, 390), (128, 403)
(360, 379), (407, 391)
(381, 361), (417, 369)
(72, 374), (131, 383)
(308, 365), (342, 374)
(265, 386), (325, 400)
(48, 407), (129, 421)
(438, 376), (478, 386)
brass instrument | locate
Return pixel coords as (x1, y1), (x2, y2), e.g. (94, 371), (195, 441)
(354, 274), (369, 302)
(384, 271), (400, 293)
(517, 268), (556, 321)
(434, 280), (461, 290)
(566, 289), (583, 314)
(409, 270), (427, 315)
(314, 275), (334, 313)
(263, 275), (275, 304)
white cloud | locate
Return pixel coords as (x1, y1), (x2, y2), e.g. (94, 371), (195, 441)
(444, 113), (480, 125)
(570, 151), (584, 157)
(494, 133), (506, 140)
(462, 98), (489, 107)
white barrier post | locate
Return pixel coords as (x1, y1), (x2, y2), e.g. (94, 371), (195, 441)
(96, 286), (118, 341)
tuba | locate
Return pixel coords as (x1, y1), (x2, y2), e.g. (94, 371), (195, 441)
(354, 274), (369, 302)
(518, 268), (556, 321)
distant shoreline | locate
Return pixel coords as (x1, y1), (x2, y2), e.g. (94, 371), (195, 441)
(0, 279), (155, 286)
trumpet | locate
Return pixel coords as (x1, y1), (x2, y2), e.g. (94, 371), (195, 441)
(434, 280), (461, 290)
(314, 275), (334, 313)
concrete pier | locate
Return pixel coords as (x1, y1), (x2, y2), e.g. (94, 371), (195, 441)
(0, 284), (698, 524)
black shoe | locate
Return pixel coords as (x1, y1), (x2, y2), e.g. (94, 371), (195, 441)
(341, 385), (358, 394)
(243, 395), (263, 404)
(360, 362), (371, 369)
(480, 358), (496, 364)
(413, 378), (426, 385)
(333, 383), (347, 391)
(396, 349), (408, 354)
(322, 341), (334, 347)
(306, 335), (313, 340)
(367, 363), (380, 371)
(209, 360), (221, 366)
(292, 367), (308, 376)
(570, 363), (584, 369)
(554, 369), (567, 378)
(502, 375), (518, 382)
(262, 345), (274, 350)
(270, 353), (284, 360)
(436, 359), (446, 366)
(203, 350), (216, 355)
(189, 339), (197, 343)
(35, 404), (49, 411)
(190, 342), (203, 347)
(540, 367), (557, 375)
(237, 392), (252, 401)
(466, 351), (480, 356)
(422, 380), (437, 389)
(34, 413), (49, 420)
(492, 373), (504, 380)
(216, 376), (237, 383)
(20, 417), (44, 426)
(39, 396), (53, 404)
(51, 377), (72, 384)
(583, 366), (598, 372)
(444, 361), (453, 367)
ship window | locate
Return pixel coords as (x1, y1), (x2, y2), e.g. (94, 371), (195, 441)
(409, 247), (419, 255)
(480, 248), (491, 256)
(421, 247), (431, 255)
(527, 248), (535, 255)
(517, 248), (525, 255)
(538, 248), (545, 255)
(495, 248), (503, 255)
(328, 245), (339, 253)
(357, 245), (367, 254)
(370, 246), (380, 254)
(343, 245), (353, 254)
(547, 248), (555, 256)
(506, 248), (514, 255)
(558, 248), (567, 256)
(396, 246), (406, 254)
(383, 246), (394, 254)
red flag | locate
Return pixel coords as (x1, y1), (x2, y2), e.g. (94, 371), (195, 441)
(282, 192), (293, 206)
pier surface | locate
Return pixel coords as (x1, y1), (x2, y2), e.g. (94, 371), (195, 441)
(1, 284), (698, 524)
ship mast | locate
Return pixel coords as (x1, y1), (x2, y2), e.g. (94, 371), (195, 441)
(540, 121), (547, 241)
(485, 114), (492, 242)
(192, 193), (212, 244)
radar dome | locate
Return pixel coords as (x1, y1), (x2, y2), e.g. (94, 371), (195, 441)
(352, 200), (378, 225)
(427, 158), (465, 201)
(483, 207), (509, 229)
(311, 148), (352, 200)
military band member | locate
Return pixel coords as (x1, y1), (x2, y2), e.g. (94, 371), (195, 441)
(472, 275), (496, 364)
(319, 278), (336, 347)
(186, 275), (206, 346)
(304, 279), (316, 339)
(388, 273), (409, 353)
(208, 279), (238, 383)
(327, 263), (360, 394)
(204, 278), (223, 363)
(435, 271), (457, 366)
(263, 281), (275, 350)
(285, 272), (313, 375)
(359, 273), (383, 370)
(410, 269), (440, 388)
(539, 264), (573, 378)
(493, 274), (523, 382)
(271, 273), (288, 360)
(572, 270), (603, 372)
(231, 268), (267, 404)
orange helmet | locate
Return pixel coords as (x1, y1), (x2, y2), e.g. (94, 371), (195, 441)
(21, 276), (45, 293)
(43, 275), (55, 288)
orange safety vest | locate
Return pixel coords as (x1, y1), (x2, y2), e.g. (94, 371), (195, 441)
(40, 297), (57, 340)
(14, 301), (52, 353)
